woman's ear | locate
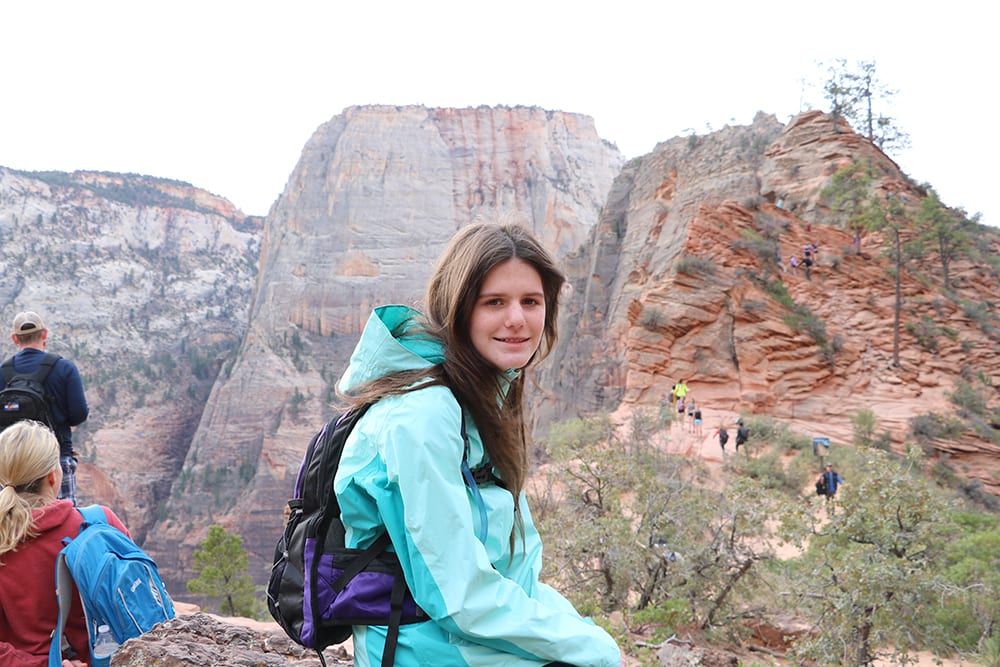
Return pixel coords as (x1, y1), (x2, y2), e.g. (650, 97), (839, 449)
(46, 466), (61, 495)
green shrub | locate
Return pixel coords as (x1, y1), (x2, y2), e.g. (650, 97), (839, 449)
(909, 412), (963, 442)
(640, 307), (666, 330)
(627, 598), (694, 642)
(851, 409), (876, 447)
(949, 380), (987, 417)
(732, 230), (778, 265)
(676, 255), (716, 276)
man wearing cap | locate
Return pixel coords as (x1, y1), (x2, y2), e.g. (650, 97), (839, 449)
(2, 311), (89, 504)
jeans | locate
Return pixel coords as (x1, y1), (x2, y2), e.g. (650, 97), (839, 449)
(59, 455), (77, 506)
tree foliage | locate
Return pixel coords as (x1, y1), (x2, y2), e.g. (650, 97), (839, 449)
(935, 511), (1000, 658)
(819, 59), (910, 154)
(913, 186), (974, 290)
(531, 411), (1000, 666)
(850, 408), (877, 448)
(820, 160), (924, 366)
(532, 411), (796, 633)
(787, 448), (962, 666)
(186, 524), (259, 618)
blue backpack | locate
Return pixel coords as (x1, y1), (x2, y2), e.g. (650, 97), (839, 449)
(49, 505), (176, 667)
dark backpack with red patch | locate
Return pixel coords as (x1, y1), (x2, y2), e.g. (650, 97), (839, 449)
(0, 353), (61, 432)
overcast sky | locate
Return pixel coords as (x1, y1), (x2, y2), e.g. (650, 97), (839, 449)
(1, 1), (994, 227)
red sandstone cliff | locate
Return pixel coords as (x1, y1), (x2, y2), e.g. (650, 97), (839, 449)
(539, 110), (999, 498)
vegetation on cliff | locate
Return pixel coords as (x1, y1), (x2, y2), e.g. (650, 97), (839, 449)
(532, 410), (1000, 666)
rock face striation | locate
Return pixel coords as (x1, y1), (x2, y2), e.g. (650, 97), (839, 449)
(0, 168), (261, 544)
(2, 105), (997, 610)
(142, 104), (625, 593)
(538, 109), (999, 493)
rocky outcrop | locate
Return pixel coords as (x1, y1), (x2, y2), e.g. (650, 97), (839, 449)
(143, 105), (624, 594)
(110, 613), (350, 666)
(534, 112), (788, 425)
(0, 168), (261, 543)
(540, 109), (1000, 494)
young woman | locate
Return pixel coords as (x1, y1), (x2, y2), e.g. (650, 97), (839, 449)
(335, 223), (624, 667)
(0, 420), (130, 666)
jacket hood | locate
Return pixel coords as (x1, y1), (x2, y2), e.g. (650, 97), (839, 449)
(31, 498), (78, 533)
(338, 305), (445, 394)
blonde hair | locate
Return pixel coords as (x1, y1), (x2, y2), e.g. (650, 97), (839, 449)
(0, 421), (60, 558)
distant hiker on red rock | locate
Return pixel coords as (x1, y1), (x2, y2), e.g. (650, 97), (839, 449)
(715, 425), (728, 454)
(735, 420), (750, 453)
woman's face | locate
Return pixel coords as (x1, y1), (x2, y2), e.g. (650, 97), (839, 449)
(470, 258), (546, 372)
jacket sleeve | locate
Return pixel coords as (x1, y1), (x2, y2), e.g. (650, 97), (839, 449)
(362, 394), (620, 667)
(60, 360), (89, 427)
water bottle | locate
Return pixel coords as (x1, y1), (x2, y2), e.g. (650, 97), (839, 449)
(92, 624), (121, 659)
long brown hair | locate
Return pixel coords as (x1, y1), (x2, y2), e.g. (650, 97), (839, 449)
(343, 222), (565, 511)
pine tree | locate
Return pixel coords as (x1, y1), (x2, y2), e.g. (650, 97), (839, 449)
(819, 59), (910, 154)
(186, 524), (258, 617)
(914, 187), (974, 291)
(821, 160), (918, 367)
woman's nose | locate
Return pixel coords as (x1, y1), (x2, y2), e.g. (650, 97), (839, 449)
(505, 304), (525, 327)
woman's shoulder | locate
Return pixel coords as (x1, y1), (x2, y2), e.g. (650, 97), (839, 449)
(31, 498), (81, 532)
(365, 384), (461, 427)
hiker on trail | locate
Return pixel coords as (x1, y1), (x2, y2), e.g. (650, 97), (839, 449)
(687, 399), (697, 433)
(819, 463), (844, 503)
(673, 379), (689, 403)
(0, 420), (129, 666)
(692, 402), (703, 436)
(1, 312), (88, 505)
(735, 420), (750, 452)
(333, 223), (624, 667)
(789, 255), (799, 271)
(802, 243), (817, 280)
(676, 396), (686, 426)
(715, 426), (729, 454)
(660, 392), (672, 422)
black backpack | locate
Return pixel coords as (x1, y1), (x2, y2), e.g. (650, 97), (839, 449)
(0, 353), (61, 431)
(267, 402), (498, 667)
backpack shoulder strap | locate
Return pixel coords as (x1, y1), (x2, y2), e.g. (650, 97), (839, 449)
(1, 357), (15, 384)
(458, 409), (497, 544)
(49, 504), (105, 667)
(31, 353), (62, 384)
(78, 504), (107, 526)
(1, 353), (62, 385)
(50, 551), (74, 667)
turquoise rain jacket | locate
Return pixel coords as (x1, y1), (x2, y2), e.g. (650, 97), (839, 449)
(336, 305), (621, 667)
